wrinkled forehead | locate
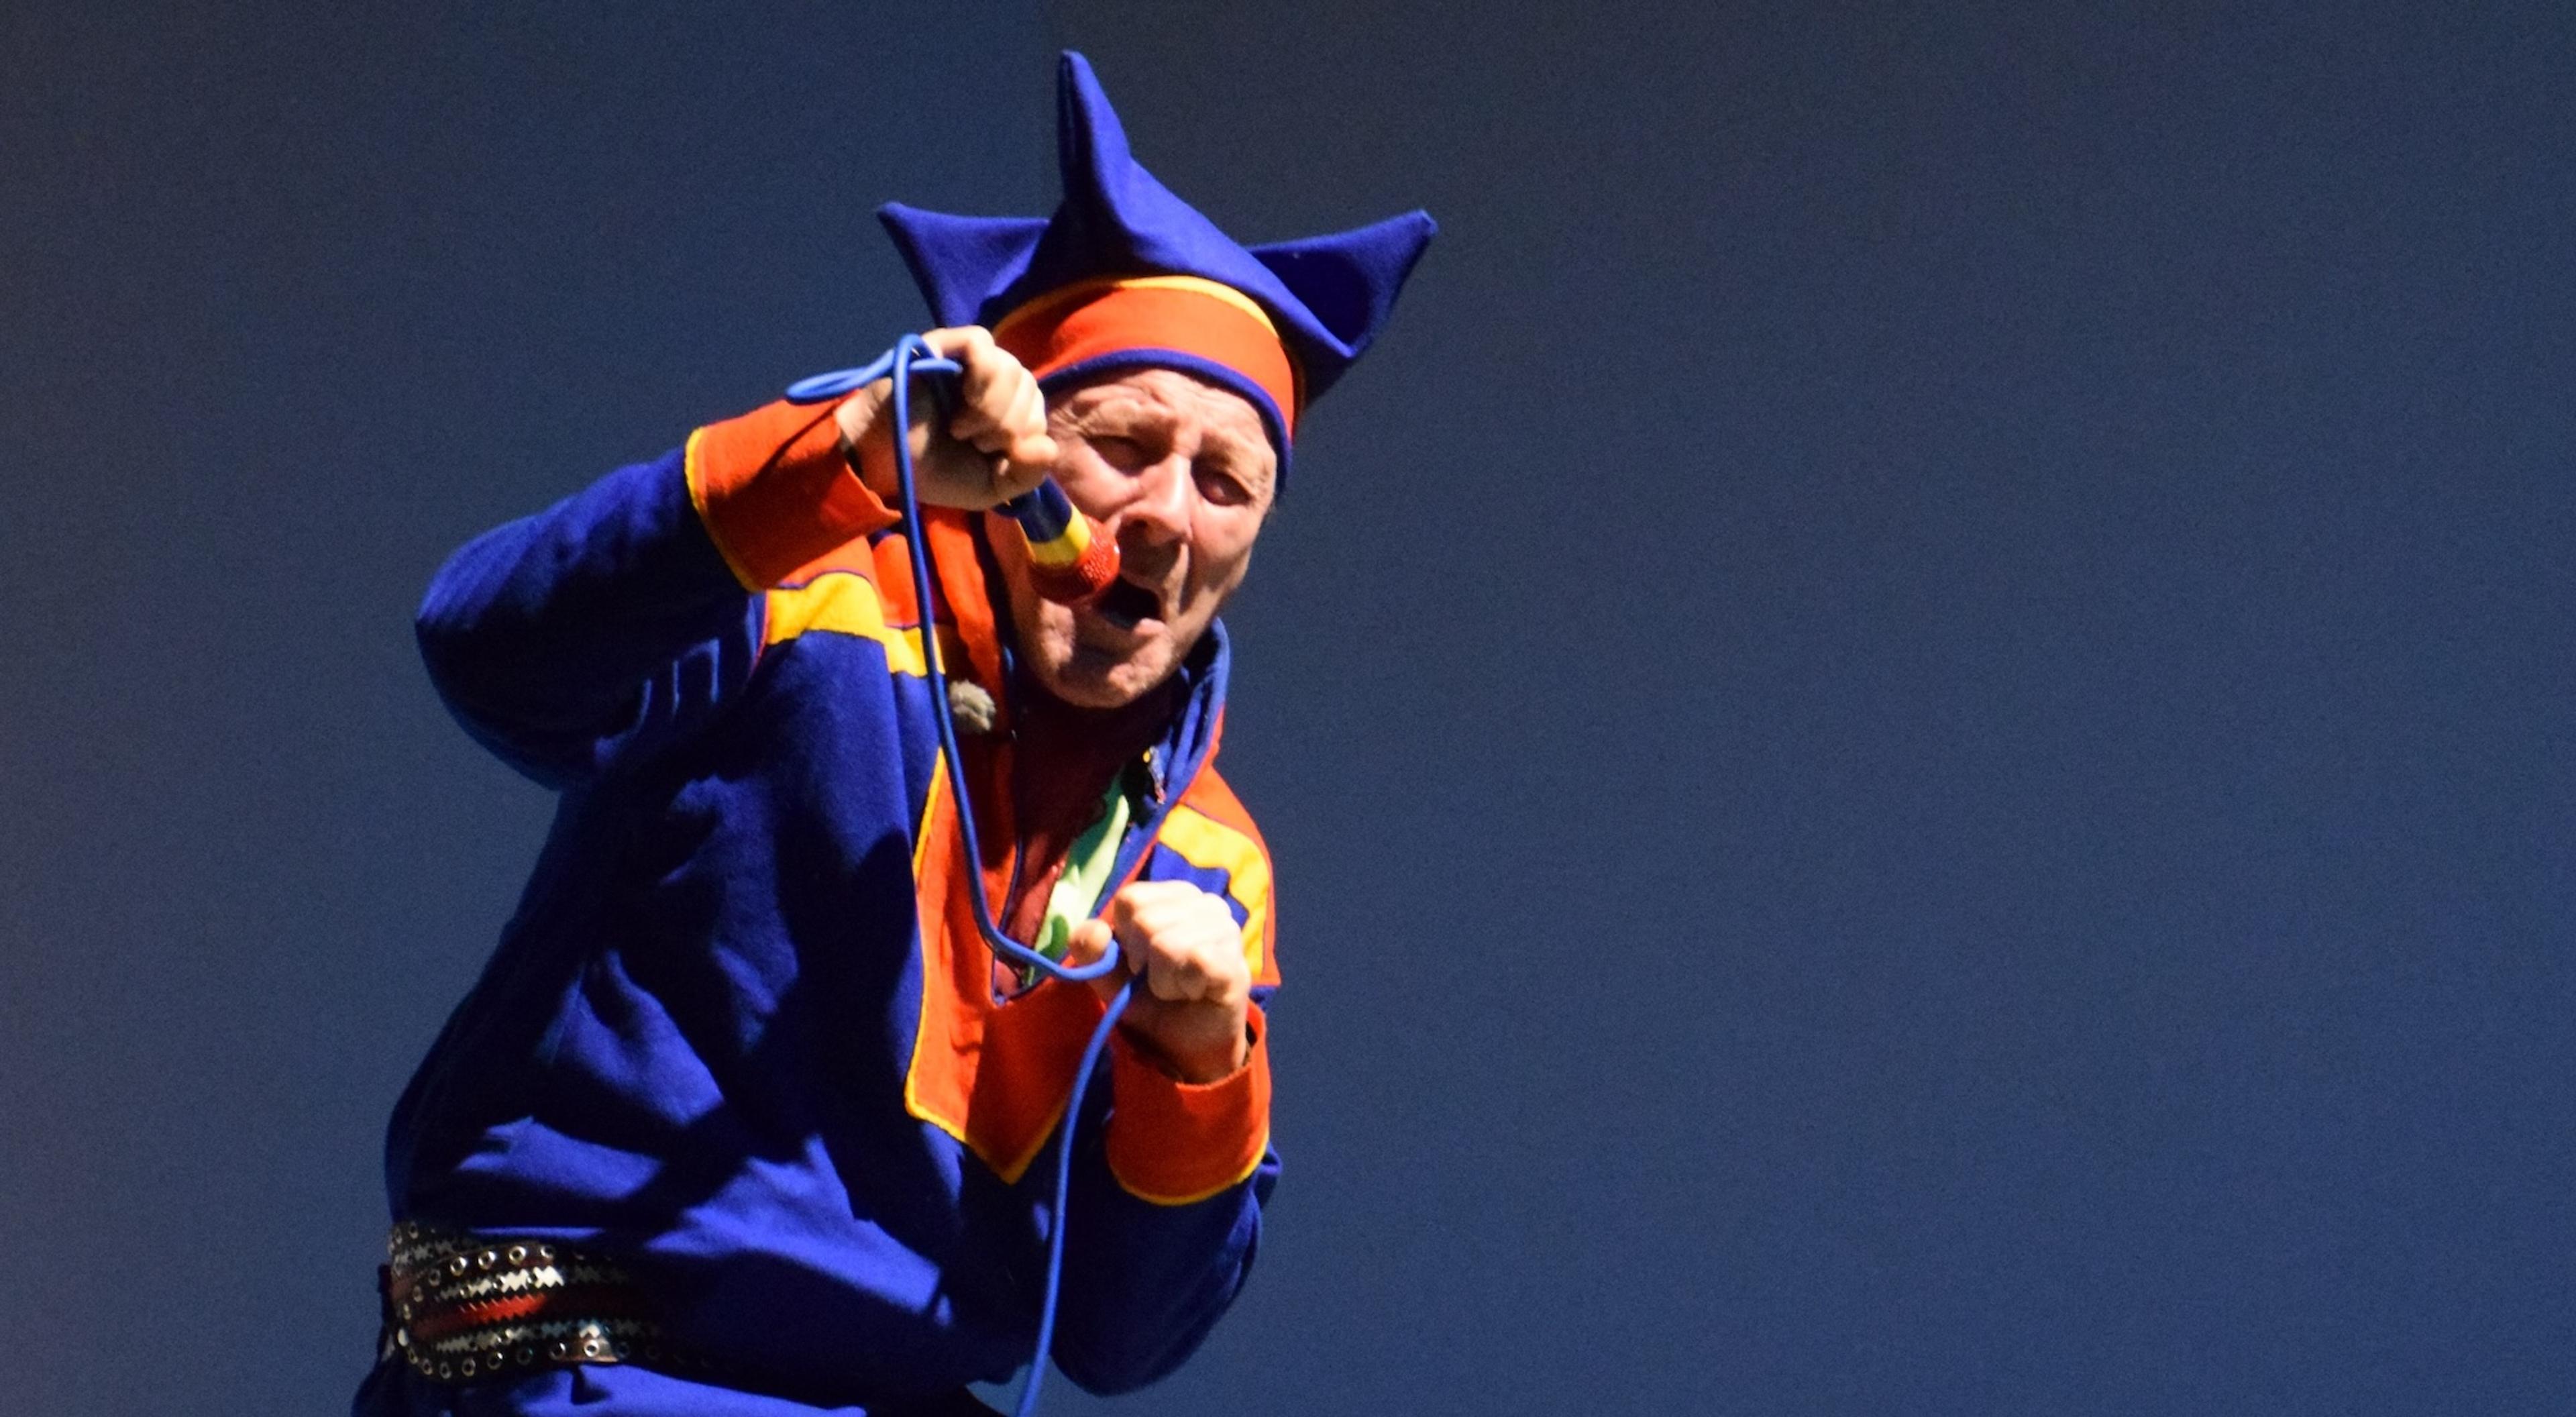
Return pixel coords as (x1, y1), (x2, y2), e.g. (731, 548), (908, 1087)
(996, 274), (1300, 485)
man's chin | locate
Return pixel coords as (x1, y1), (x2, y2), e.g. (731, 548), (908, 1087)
(1029, 641), (1173, 711)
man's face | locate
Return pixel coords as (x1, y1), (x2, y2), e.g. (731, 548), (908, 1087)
(991, 366), (1279, 709)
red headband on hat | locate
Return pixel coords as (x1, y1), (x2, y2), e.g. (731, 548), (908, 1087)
(992, 275), (1300, 444)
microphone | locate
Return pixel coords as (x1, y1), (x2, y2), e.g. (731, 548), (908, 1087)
(786, 352), (1122, 605)
(1000, 480), (1122, 605)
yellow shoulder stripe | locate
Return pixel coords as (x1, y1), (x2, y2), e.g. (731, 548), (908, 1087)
(1154, 803), (1272, 980)
(763, 570), (965, 677)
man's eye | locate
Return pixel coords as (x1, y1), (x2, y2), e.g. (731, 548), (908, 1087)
(1088, 435), (1149, 472)
(1194, 465), (1250, 507)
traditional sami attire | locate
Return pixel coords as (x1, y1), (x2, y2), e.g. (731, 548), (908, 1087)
(357, 54), (1430, 1416)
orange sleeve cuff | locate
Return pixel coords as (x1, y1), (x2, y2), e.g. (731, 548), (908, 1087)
(684, 398), (900, 590)
(1104, 1006), (1273, 1206)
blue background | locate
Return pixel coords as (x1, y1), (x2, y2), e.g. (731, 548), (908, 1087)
(5, 2), (2571, 1412)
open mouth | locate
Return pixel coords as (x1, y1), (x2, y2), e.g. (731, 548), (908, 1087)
(1093, 578), (1164, 631)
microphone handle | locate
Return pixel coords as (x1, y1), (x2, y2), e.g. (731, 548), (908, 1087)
(1002, 480), (1121, 605)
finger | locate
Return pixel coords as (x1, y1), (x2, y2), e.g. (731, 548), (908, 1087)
(1159, 921), (1250, 1006)
(1131, 916), (1240, 1006)
(1181, 921), (1251, 1002)
(955, 362), (1040, 456)
(954, 328), (1019, 407)
(1110, 886), (1210, 949)
(1104, 886), (1149, 939)
(1122, 884), (1233, 938)
(1005, 378), (1059, 468)
(916, 328), (1000, 428)
(1109, 889), (1183, 976)
(1005, 434), (1061, 472)
(1111, 880), (1196, 919)
(1065, 919), (1125, 1001)
(1065, 917), (1111, 968)
(922, 325), (995, 360)
(1104, 898), (1157, 968)
(918, 325), (994, 403)
(1140, 947), (1208, 1003)
(1173, 916), (1250, 996)
(1006, 366), (1046, 435)
(980, 359), (1042, 442)
(831, 382), (896, 462)
(1108, 884), (1200, 933)
(949, 407), (1013, 456)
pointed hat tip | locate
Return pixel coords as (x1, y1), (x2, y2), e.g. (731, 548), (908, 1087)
(1054, 50), (1131, 192)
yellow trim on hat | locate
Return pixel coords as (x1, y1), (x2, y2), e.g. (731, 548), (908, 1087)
(992, 274), (1279, 344)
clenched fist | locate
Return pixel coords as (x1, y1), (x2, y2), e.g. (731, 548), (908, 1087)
(835, 325), (1059, 511)
(1065, 880), (1254, 1084)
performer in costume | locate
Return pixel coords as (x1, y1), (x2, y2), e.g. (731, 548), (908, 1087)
(357, 53), (1432, 1416)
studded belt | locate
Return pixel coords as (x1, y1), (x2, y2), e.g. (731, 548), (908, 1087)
(377, 1221), (704, 1385)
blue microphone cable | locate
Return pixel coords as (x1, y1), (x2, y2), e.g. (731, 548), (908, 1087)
(787, 337), (1153, 1417)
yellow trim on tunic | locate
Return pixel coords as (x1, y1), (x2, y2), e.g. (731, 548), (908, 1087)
(763, 571), (967, 676)
(904, 757), (973, 1148)
(1120, 1126), (1272, 1208)
(680, 427), (761, 591)
(1150, 803), (1272, 980)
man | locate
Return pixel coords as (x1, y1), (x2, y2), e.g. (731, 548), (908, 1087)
(358, 53), (1432, 1416)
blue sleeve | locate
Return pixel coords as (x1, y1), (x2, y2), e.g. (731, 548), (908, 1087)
(415, 452), (764, 788)
(1046, 1129), (1277, 1395)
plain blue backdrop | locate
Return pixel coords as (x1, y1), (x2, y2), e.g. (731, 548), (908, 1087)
(4, 2), (2571, 1412)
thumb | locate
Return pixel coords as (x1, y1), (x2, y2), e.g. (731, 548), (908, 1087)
(1065, 919), (1124, 1001)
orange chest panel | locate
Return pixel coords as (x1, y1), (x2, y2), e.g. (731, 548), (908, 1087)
(902, 759), (1117, 1184)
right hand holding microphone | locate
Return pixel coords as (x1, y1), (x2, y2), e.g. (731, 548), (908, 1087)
(835, 325), (1059, 511)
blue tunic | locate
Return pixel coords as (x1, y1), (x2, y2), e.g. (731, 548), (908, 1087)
(360, 398), (1283, 1414)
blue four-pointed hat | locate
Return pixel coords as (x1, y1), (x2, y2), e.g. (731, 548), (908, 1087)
(878, 52), (1434, 468)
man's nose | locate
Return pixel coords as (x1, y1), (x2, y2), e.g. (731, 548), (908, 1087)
(1113, 452), (1193, 543)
